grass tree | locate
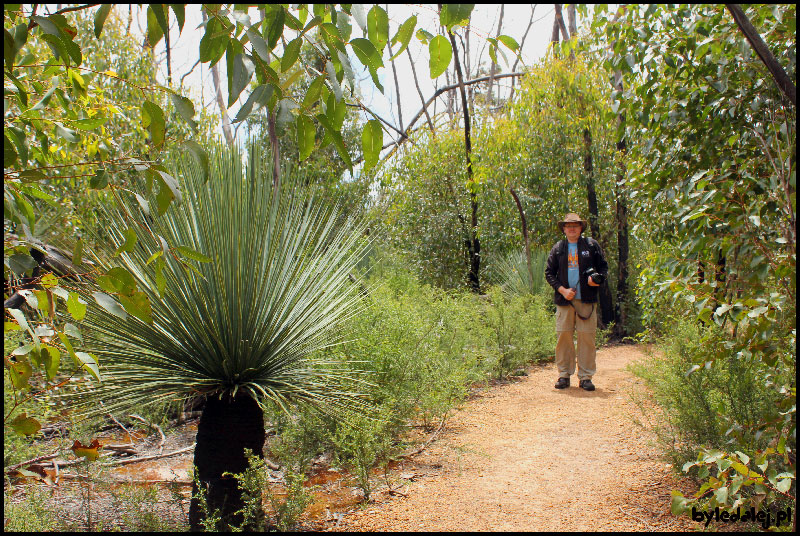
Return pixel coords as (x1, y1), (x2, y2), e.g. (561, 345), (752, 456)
(495, 249), (548, 297)
(62, 144), (373, 530)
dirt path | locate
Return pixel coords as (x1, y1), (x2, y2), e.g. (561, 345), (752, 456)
(331, 344), (699, 531)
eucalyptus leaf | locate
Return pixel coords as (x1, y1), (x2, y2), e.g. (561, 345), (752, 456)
(229, 53), (255, 107)
(94, 4), (112, 38)
(92, 292), (128, 320)
(361, 119), (382, 170)
(141, 100), (166, 146)
(367, 5), (389, 52)
(428, 35), (452, 79)
(389, 15), (417, 61)
(297, 115), (315, 161)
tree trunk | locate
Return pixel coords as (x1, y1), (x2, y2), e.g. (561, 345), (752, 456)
(510, 188), (534, 286)
(189, 394), (266, 531)
(583, 128), (614, 327)
(614, 171), (629, 339)
(386, 5), (404, 131)
(551, 16), (560, 44)
(446, 17), (480, 293)
(554, 5), (570, 41)
(712, 251), (727, 311)
(202, 8), (234, 146)
(165, 18), (172, 86)
(612, 70), (629, 339)
(567, 5), (577, 36)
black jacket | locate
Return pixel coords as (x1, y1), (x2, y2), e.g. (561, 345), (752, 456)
(544, 236), (609, 306)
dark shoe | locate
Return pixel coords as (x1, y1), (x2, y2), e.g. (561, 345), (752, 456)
(579, 379), (595, 391)
(555, 377), (570, 389)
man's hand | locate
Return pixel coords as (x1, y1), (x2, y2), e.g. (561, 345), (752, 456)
(587, 276), (600, 287)
(559, 286), (576, 300)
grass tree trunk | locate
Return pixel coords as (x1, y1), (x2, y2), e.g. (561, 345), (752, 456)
(189, 394), (266, 531)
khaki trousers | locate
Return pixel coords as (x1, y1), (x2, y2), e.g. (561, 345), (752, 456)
(555, 299), (597, 381)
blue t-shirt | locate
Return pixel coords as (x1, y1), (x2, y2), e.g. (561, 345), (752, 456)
(567, 242), (581, 300)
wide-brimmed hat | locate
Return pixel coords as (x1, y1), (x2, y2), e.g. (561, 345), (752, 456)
(558, 213), (588, 232)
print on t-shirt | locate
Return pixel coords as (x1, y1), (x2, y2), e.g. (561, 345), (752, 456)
(567, 242), (581, 300)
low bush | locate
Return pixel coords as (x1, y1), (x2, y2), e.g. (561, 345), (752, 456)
(265, 259), (560, 504)
(629, 317), (786, 467)
(483, 286), (556, 378)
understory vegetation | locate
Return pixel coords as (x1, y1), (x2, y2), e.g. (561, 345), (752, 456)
(4, 3), (795, 532)
(4, 258), (560, 531)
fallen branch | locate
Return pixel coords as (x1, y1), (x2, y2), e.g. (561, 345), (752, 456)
(5, 452), (59, 472)
(112, 478), (193, 486)
(399, 415), (448, 459)
(386, 487), (409, 498)
(103, 443), (195, 467)
(56, 474), (193, 486)
(11, 444), (195, 473)
(107, 412), (134, 442)
(104, 444), (138, 456)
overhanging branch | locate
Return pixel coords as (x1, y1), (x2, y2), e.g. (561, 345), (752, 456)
(351, 71), (526, 168)
(725, 4), (796, 105)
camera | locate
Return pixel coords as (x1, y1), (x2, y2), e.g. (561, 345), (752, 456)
(584, 266), (605, 285)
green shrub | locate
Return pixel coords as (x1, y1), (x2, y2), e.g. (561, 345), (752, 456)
(268, 405), (337, 474)
(331, 412), (398, 501)
(484, 286), (556, 378)
(340, 276), (490, 427)
(258, 261), (563, 509)
(3, 485), (60, 531)
(628, 317), (786, 468)
(112, 484), (176, 531)
(269, 468), (316, 531)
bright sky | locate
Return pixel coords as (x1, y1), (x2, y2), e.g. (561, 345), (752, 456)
(124, 4), (575, 144)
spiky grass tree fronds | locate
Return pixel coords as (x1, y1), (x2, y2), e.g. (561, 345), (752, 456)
(63, 144), (374, 529)
(496, 249), (548, 297)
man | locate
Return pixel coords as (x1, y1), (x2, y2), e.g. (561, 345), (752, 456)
(544, 213), (609, 391)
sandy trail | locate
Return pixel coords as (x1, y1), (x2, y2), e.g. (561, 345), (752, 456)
(332, 344), (698, 531)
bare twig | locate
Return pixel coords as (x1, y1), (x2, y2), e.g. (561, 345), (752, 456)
(129, 413), (165, 452)
(408, 47), (436, 134)
(28, 3), (99, 30)
(386, 5), (403, 131)
(372, 71), (525, 165)
(486, 4), (504, 107)
(104, 444), (138, 456)
(106, 412), (134, 442)
(180, 59), (201, 88)
(510, 6), (537, 102)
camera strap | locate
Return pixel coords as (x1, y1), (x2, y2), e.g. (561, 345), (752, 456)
(569, 300), (595, 321)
